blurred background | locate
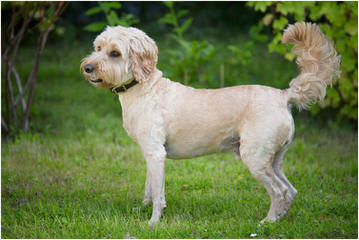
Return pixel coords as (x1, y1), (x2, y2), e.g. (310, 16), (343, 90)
(1, 2), (358, 238)
(1, 1), (357, 136)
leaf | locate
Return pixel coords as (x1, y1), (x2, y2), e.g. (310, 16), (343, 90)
(249, 22), (267, 43)
(326, 88), (340, 107)
(158, 13), (175, 25)
(84, 22), (106, 32)
(342, 54), (356, 72)
(354, 70), (358, 88)
(344, 21), (357, 36)
(284, 52), (296, 61)
(177, 9), (189, 19)
(103, 2), (122, 9)
(85, 7), (102, 16)
(178, 18), (192, 35)
(276, 2), (291, 15)
(244, 41), (254, 50)
(46, 5), (55, 19)
(269, 35), (286, 54)
(252, 2), (272, 12)
(55, 27), (65, 36)
(177, 39), (191, 53)
(309, 5), (323, 21)
(119, 14), (139, 26)
(319, 2), (340, 24)
(98, 2), (110, 13)
(273, 17), (288, 30)
(107, 10), (120, 26)
(276, 2), (311, 20)
(228, 45), (240, 54)
(163, 1), (174, 9)
(291, 2), (309, 20)
(117, 14), (138, 27)
(310, 104), (321, 115)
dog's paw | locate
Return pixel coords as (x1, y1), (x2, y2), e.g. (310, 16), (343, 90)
(259, 216), (276, 225)
(148, 218), (160, 227)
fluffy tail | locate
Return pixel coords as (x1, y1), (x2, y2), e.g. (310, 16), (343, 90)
(282, 22), (341, 110)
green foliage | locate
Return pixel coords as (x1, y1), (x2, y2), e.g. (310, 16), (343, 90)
(158, 2), (192, 39)
(158, 2), (215, 86)
(248, 2), (358, 121)
(226, 22), (268, 85)
(84, 2), (138, 32)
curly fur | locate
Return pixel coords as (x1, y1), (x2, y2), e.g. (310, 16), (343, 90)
(81, 23), (340, 226)
(282, 22), (341, 110)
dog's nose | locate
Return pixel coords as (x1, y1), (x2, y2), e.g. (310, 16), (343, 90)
(84, 64), (95, 73)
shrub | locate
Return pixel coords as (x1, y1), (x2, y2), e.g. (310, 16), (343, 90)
(247, 2), (358, 121)
(1, 2), (67, 137)
(84, 2), (138, 32)
(158, 2), (216, 86)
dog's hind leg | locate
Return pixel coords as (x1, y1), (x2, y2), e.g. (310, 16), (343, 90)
(272, 142), (297, 217)
(240, 140), (289, 223)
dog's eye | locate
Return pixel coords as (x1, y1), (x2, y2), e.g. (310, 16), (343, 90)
(110, 51), (121, 57)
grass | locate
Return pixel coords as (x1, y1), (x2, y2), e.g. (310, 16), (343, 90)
(1, 31), (358, 238)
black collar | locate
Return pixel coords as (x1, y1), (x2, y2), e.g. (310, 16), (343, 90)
(110, 79), (139, 94)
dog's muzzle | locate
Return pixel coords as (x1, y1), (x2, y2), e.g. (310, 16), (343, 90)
(90, 79), (103, 83)
(84, 64), (95, 73)
(82, 64), (103, 83)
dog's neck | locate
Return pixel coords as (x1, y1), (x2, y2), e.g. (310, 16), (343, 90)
(110, 78), (139, 94)
(118, 69), (164, 107)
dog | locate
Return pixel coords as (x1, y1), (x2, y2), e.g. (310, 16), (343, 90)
(81, 22), (340, 226)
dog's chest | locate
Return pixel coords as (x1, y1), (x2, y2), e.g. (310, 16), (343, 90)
(121, 108), (144, 142)
(120, 96), (165, 143)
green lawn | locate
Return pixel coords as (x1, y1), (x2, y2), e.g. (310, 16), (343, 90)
(1, 36), (358, 238)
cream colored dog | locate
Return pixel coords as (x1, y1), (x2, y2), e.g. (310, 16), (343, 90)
(81, 22), (340, 226)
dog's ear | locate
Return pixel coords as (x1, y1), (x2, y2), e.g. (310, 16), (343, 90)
(129, 35), (158, 83)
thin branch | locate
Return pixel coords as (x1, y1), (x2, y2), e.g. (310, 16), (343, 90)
(2, 2), (68, 133)
(3, 3), (31, 127)
(14, 78), (31, 106)
(4, 57), (11, 126)
(9, 17), (31, 68)
(12, 66), (26, 112)
(22, 27), (52, 131)
(2, 117), (9, 133)
(7, 3), (26, 42)
(21, 2), (67, 131)
(13, 3), (63, 108)
(6, 76), (18, 127)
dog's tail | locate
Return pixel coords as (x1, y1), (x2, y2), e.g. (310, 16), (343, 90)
(282, 22), (341, 110)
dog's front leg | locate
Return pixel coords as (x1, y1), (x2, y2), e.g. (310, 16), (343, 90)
(142, 145), (166, 226)
(142, 168), (152, 206)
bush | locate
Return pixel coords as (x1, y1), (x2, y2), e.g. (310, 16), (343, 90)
(248, 2), (358, 121)
(84, 2), (138, 32)
(158, 2), (216, 86)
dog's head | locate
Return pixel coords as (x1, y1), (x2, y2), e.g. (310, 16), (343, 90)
(81, 26), (158, 89)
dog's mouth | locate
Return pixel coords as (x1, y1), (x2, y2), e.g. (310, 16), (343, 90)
(90, 79), (103, 83)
